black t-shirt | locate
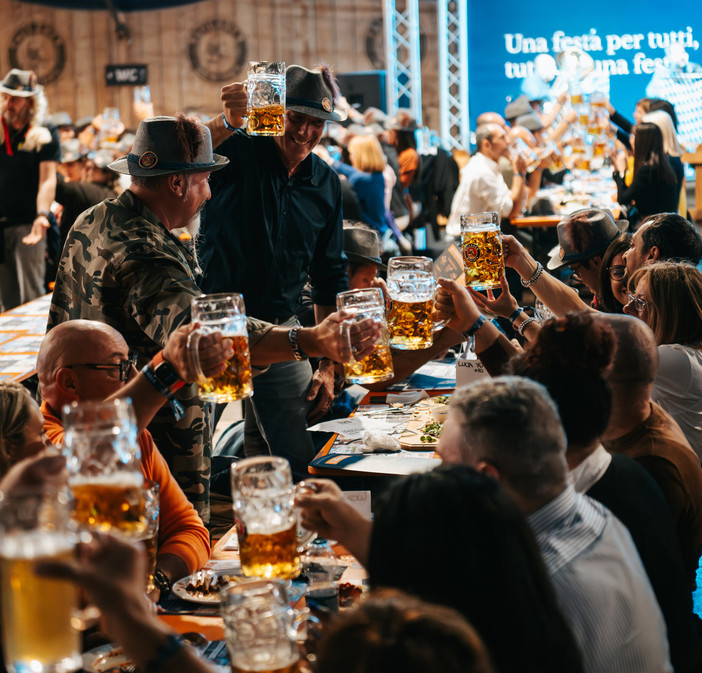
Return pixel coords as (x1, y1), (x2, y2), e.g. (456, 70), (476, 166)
(0, 122), (61, 224)
(55, 175), (117, 239)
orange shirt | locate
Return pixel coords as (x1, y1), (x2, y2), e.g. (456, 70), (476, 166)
(42, 401), (210, 574)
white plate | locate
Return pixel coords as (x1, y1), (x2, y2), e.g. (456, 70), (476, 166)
(172, 576), (227, 604)
(82, 644), (133, 673)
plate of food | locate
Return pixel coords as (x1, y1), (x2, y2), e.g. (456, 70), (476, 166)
(398, 395), (450, 449)
(82, 644), (134, 673)
(172, 570), (246, 604)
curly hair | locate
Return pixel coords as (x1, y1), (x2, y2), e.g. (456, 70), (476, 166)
(510, 312), (616, 447)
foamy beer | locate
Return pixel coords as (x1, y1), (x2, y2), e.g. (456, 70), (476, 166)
(460, 212), (505, 291)
(188, 293), (253, 404)
(337, 288), (393, 384)
(132, 482), (159, 592)
(387, 256), (443, 350)
(62, 398), (144, 534)
(231, 457), (300, 579)
(0, 490), (82, 673)
(247, 61), (286, 136)
(222, 580), (310, 673)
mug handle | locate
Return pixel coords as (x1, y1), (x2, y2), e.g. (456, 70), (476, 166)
(185, 328), (205, 383)
(339, 319), (360, 365)
(432, 281), (446, 332)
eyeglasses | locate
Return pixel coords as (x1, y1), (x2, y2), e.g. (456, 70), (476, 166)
(65, 352), (137, 382)
(625, 292), (647, 312)
(607, 264), (626, 281)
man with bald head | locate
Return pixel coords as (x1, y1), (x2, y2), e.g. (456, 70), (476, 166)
(446, 122), (527, 236)
(598, 313), (702, 588)
(37, 319), (222, 599)
(476, 111), (510, 131)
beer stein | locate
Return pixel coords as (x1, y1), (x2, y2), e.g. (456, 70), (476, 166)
(187, 293), (253, 404)
(247, 61), (286, 136)
(508, 136), (540, 173)
(386, 256), (444, 350)
(336, 288), (394, 385)
(231, 457), (301, 579)
(62, 398), (145, 535)
(0, 489), (82, 673)
(460, 212), (505, 291)
(221, 579), (314, 673)
(133, 481), (159, 593)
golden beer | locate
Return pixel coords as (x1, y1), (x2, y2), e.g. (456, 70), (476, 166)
(231, 658), (298, 673)
(0, 533), (81, 672)
(570, 93), (583, 105)
(462, 228), (504, 291)
(237, 522), (300, 579)
(137, 529), (158, 593)
(247, 104), (285, 136)
(343, 341), (393, 384)
(198, 334), (253, 403)
(71, 473), (146, 534)
(388, 298), (434, 350)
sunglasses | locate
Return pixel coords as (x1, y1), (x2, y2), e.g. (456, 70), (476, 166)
(607, 264), (626, 281)
(625, 292), (647, 312)
(65, 352), (137, 382)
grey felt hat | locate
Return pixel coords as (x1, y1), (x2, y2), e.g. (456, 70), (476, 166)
(547, 208), (629, 270)
(0, 69), (41, 97)
(504, 94), (532, 121)
(107, 116), (228, 177)
(60, 139), (86, 164)
(515, 111), (544, 132)
(286, 65), (348, 122)
(344, 226), (386, 269)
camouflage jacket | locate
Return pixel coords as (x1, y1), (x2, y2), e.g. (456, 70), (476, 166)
(48, 190), (273, 522)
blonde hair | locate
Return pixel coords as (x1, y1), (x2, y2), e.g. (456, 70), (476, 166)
(0, 382), (35, 477)
(348, 134), (386, 173)
(629, 262), (702, 347)
(642, 110), (685, 157)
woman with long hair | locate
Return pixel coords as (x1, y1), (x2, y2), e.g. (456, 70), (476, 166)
(624, 262), (702, 455)
(613, 122), (678, 226)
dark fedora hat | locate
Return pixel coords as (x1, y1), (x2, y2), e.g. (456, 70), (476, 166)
(107, 116), (228, 177)
(344, 226), (386, 269)
(547, 208), (629, 270)
(0, 69), (41, 97)
(286, 65), (347, 122)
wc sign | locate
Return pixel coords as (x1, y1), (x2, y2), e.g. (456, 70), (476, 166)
(105, 64), (148, 86)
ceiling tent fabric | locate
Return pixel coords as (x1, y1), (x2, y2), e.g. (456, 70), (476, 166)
(18, 0), (207, 9)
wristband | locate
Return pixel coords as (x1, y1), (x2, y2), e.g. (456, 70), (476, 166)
(517, 316), (536, 337)
(153, 568), (173, 595)
(142, 352), (185, 421)
(508, 307), (525, 324)
(221, 113), (237, 132)
(520, 262), (544, 288)
(287, 327), (309, 360)
(144, 633), (184, 673)
(37, 210), (50, 219)
(462, 314), (487, 339)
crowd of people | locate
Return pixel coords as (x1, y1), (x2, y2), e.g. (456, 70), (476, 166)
(1, 58), (702, 673)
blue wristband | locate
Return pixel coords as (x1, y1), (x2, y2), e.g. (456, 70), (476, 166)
(221, 113), (237, 131)
(508, 307), (525, 324)
(462, 314), (487, 339)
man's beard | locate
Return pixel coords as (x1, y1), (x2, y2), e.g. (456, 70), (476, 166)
(3, 105), (32, 130)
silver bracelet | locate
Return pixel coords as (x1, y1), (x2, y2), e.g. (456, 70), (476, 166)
(520, 262), (543, 288)
(517, 316), (536, 337)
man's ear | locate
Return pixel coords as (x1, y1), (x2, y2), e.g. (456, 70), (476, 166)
(476, 460), (501, 482)
(168, 173), (186, 197)
(55, 368), (79, 398)
(646, 245), (661, 262)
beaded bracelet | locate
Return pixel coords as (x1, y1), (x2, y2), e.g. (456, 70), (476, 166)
(517, 316), (536, 337)
(520, 262), (544, 288)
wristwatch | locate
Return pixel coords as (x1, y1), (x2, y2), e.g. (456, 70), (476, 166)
(149, 350), (184, 392)
(153, 568), (172, 595)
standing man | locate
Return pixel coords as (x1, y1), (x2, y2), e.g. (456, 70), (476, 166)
(0, 69), (59, 311)
(202, 65), (350, 481)
(446, 122), (527, 236)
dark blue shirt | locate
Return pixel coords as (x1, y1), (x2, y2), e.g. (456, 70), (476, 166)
(332, 160), (388, 235)
(200, 131), (348, 322)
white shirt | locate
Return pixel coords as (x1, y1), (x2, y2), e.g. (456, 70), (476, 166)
(528, 485), (672, 673)
(569, 444), (612, 493)
(652, 344), (702, 460)
(446, 152), (513, 235)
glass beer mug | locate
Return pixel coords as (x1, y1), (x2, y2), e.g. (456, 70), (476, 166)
(221, 579), (314, 673)
(187, 293), (253, 404)
(386, 256), (444, 350)
(0, 489), (82, 673)
(460, 212), (505, 291)
(247, 61), (286, 136)
(336, 288), (393, 385)
(62, 398), (145, 535)
(231, 457), (301, 579)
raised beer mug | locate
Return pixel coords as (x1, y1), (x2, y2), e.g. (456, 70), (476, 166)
(187, 293), (253, 404)
(231, 457), (301, 579)
(386, 256), (445, 350)
(247, 61), (286, 136)
(0, 489), (83, 673)
(62, 398), (145, 535)
(221, 579), (315, 673)
(336, 288), (394, 385)
(460, 212), (505, 291)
